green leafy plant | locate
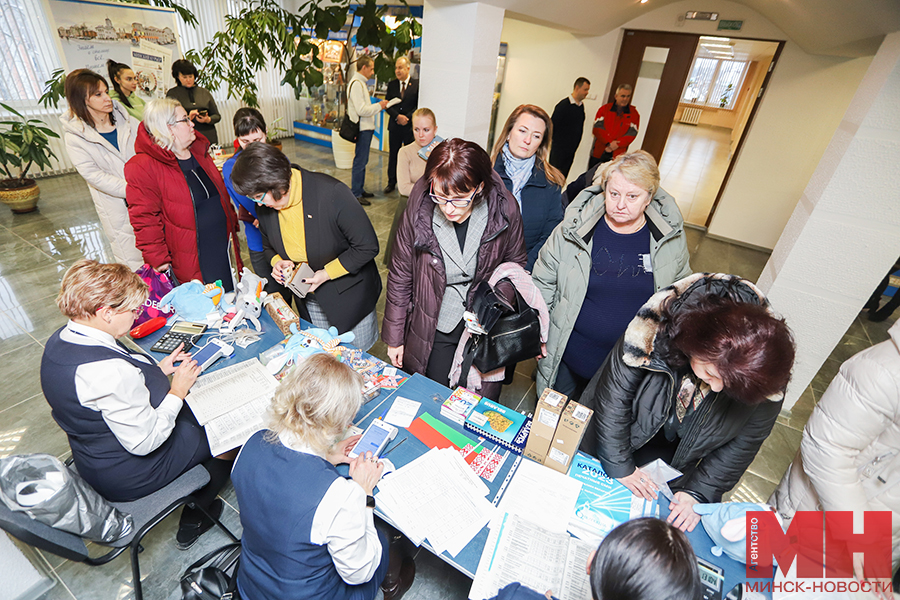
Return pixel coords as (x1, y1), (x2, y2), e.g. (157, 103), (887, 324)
(185, 0), (421, 108)
(267, 117), (289, 140)
(719, 83), (734, 108)
(0, 104), (61, 188)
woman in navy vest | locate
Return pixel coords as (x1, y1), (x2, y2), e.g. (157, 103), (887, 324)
(232, 353), (415, 600)
(40, 260), (233, 550)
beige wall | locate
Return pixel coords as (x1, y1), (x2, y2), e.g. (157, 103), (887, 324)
(496, 0), (873, 250)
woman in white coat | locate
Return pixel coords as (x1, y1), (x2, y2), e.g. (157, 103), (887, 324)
(771, 319), (900, 596)
(61, 69), (143, 269)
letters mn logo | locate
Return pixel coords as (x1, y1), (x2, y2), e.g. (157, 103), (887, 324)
(746, 511), (892, 579)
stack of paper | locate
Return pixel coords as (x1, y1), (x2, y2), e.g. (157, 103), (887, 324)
(469, 513), (594, 600)
(186, 358), (279, 455)
(495, 458), (583, 534)
(376, 448), (495, 557)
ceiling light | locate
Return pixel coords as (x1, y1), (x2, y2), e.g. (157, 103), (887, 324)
(701, 43), (733, 49)
(641, 0), (649, 3)
(700, 36), (731, 43)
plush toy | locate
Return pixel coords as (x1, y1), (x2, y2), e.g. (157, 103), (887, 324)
(224, 269), (268, 331)
(266, 325), (356, 375)
(158, 281), (218, 322)
(694, 502), (781, 563)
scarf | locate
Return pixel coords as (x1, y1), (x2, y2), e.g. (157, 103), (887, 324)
(501, 143), (535, 211)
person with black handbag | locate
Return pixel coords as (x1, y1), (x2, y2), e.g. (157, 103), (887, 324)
(382, 138), (527, 400)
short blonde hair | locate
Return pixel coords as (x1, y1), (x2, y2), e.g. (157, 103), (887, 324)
(143, 98), (183, 152)
(267, 353), (363, 455)
(597, 150), (660, 199)
(412, 107), (436, 127)
(57, 260), (148, 320)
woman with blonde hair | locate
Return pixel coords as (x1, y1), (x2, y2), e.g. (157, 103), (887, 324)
(532, 150), (691, 400)
(490, 104), (566, 270)
(125, 98), (241, 289)
(40, 260), (234, 549)
(232, 353), (415, 600)
(61, 69), (143, 268)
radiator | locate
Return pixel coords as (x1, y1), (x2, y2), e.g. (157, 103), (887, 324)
(680, 107), (703, 125)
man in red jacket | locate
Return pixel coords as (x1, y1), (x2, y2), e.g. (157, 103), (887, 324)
(590, 84), (640, 169)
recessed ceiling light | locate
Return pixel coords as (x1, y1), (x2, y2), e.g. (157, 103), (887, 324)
(701, 43), (733, 49)
(700, 36), (731, 43)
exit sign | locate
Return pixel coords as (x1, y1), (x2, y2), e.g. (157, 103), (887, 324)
(718, 20), (743, 31)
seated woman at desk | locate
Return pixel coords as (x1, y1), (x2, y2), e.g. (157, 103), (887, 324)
(230, 141), (381, 350)
(40, 260), (234, 550)
(580, 273), (795, 533)
(492, 518), (700, 600)
(382, 138), (527, 399)
(232, 353), (415, 600)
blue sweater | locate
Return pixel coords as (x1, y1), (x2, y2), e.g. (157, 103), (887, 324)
(494, 159), (564, 271)
(222, 152), (263, 252)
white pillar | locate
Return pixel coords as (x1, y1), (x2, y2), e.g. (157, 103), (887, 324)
(419, 0), (505, 148)
(757, 32), (900, 410)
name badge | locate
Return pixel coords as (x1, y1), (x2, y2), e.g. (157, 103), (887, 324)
(641, 254), (652, 273)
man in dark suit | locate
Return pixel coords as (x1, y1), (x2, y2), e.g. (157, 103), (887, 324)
(549, 77), (591, 178)
(384, 56), (419, 194)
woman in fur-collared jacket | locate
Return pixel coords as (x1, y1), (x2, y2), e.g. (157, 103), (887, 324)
(579, 273), (795, 532)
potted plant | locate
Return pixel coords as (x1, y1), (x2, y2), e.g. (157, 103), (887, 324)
(0, 104), (60, 213)
(719, 83), (734, 108)
(267, 117), (289, 151)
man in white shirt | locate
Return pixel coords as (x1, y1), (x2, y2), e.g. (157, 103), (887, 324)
(348, 55), (389, 205)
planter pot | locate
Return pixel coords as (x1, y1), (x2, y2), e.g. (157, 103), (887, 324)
(0, 179), (40, 213)
(331, 130), (355, 170)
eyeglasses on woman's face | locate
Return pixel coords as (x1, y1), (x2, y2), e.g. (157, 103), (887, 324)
(170, 117), (192, 126)
(430, 182), (480, 209)
(250, 190), (272, 206)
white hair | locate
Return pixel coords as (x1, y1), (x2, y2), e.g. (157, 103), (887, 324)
(142, 98), (183, 152)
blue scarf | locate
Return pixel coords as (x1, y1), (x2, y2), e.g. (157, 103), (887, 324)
(501, 143), (535, 212)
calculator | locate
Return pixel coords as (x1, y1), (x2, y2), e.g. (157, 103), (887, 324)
(150, 321), (207, 353)
(697, 557), (725, 600)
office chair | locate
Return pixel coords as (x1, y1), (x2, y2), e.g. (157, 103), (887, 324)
(0, 463), (238, 600)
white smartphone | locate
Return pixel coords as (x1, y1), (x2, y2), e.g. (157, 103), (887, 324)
(348, 419), (397, 460)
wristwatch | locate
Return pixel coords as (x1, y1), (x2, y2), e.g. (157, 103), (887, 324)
(366, 495), (376, 508)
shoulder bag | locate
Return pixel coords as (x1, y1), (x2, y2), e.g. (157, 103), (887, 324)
(180, 542), (241, 600)
(338, 80), (361, 143)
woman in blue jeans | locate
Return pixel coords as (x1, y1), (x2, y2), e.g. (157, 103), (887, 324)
(232, 353), (415, 600)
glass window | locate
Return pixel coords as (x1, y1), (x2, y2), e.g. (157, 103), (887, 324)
(681, 57), (748, 110)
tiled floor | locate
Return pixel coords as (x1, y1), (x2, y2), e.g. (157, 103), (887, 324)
(658, 122), (732, 227)
(0, 138), (896, 599)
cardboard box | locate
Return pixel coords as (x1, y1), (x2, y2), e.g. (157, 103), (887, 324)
(543, 400), (594, 474)
(524, 388), (567, 463)
(265, 292), (299, 336)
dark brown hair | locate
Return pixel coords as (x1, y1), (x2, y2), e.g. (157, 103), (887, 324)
(230, 141), (291, 200)
(106, 59), (133, 109)
(659, 294), (795, 404)
(590, 518), (700, 600)
(65, 70), (115, 129)
(424, 138), (494, 203)
(233, 107), (266, 138)
(574, 77), (591, 89)
(172, 59), (198, 82)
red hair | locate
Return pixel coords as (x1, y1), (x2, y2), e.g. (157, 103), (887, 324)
(424, 138), (495, 202)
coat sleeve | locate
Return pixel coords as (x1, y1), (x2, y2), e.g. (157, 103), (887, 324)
(800, 355), (898, 516)
(499, 188), (528, 267)
(326, 179), (379, 275)
(526, 185), (564, 271)
(125, 158), (171, 268)
(385, 80), (401, 120)
(65, 133), (126, 198)
(204, 89), (221, 126)
(592, 106), (612, 146)
(677, 397), (782, 503)
(382, 186), (421, 347)
(585, 336), (649, 478)
(531, 222), (564, 314)
(256, 208), (281, 265)
(348, 80), (382, 119)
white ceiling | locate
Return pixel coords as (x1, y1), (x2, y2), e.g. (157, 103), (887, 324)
(419, 0), (900, 57)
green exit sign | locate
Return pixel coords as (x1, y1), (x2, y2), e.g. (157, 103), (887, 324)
(718, 20), (743, 31)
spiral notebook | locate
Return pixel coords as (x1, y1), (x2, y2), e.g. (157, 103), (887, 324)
(463, 398), (531, 454)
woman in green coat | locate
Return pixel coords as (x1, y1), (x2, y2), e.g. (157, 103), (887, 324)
(532, 151), (691, 399)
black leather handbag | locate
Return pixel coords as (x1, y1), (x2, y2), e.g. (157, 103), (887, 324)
(459, 278), (541, 387)
(338, 81), (361, 143)
(180, 542), (241, 600)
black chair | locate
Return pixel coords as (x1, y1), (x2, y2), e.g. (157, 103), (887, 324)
(0, 463), (238, 600)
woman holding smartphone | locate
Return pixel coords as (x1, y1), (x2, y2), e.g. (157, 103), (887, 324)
(166, 59), (220, 145)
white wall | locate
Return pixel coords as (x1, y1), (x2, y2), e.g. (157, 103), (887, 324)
(495, 0), (873, 249)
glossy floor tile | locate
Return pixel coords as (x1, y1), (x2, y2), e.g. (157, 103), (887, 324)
(1, 137), (897, 599)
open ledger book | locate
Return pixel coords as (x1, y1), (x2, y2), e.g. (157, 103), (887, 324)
(469, 513), (594, 600)
(185, 358), (279, 455)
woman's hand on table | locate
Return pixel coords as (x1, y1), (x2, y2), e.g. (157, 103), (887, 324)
(387, 345), (404, 368)
(272, 260), (294, 284)
(169, 356), (201, 399)
(349, 451), (384, 496)
(158, 342), (192, 375)
(617, 467), (658, 501)
(327, 434), (361, 466)
(302, 269), (330, 294)
(667, 492), (701, 532)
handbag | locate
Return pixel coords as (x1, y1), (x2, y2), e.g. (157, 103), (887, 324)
(338, 80), (361, 143)
(459, 278), (542, 387)
(133, 264), (175, 326)
(180, 542), (241, 600)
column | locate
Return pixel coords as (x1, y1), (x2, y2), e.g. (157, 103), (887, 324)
(419, 0), (505, 148)
(757, 32), (900, 409)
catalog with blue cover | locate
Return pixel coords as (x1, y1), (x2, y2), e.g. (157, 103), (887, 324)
(463, 398), (530, 453)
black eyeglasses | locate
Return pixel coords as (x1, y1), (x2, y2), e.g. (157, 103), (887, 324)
(430, 182), (479, 209)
